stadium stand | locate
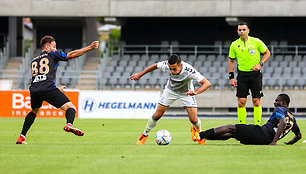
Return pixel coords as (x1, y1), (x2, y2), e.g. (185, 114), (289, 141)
(98, 41), (306, 90)
(1, 40), (306, 90)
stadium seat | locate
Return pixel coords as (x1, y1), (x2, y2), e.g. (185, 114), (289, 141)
(128, 61), (137, 67)
(292, 67), (301, 75)
(203, 60), (212, 68)
(212, 61), (221, 68)
(188, 55), (197, 62)
(134, 66), (143, 73)
(283, 67), (292, 75)
(119, 60), (128, 67)
(137, 61), (146, 68)
(297, 79), (306, 89)
(288, 61), (298, 68)
(266, 78), (278, 89)
(140, 54), (149, 60)
(270, 40), (278, 47)
(197, 55), (206, 61)
(207, 55), (216, 62)
(112, 71), (121, 77)
(294, 55), (303, 62)
(298, 61), (306, 68)
(130, 54), (140, 61)
(287, 79), (297, 89)
(208, 67), (217, 74)
(108, 77), (118, 88)
(274, 67), (283, 75)
(284, 55), (293, 62)
(115, 66), (125, 73)
(279, 61), (288, 68)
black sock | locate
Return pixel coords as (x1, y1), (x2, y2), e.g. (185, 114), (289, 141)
(199, 128), (218, 140)
(65, 108), (76, 124)
(21, 112), (37, 136)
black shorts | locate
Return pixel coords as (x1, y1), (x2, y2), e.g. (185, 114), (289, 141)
(235, 124), (270, 145)
(30, 88), (70, 109)
(236, 70), (263, 98)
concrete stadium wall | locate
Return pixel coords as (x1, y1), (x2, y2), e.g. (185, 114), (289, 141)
(1, 0), (306, 17)
(170, 90), (306, 109)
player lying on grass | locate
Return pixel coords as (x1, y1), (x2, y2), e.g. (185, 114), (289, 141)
(16, 36), (99, 144)
(131, 54), (211, 145)
(195, 94), (302, 145)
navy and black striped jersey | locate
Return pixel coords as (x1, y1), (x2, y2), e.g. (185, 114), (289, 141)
(29, 51), (68, 92)
(261, 107), (300, 141)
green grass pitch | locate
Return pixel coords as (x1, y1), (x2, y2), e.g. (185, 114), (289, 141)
(1, 117), (306, 174)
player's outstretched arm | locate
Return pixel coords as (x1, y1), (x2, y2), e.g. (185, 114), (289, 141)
(66, 41), (99, 59)
(284, 132), (302, 145)
(186, 78), (211, 96)
(269, 118), (286, 145)
(130, 63), (158, 81)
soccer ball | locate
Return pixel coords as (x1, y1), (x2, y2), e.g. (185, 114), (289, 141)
(155, 129), (171, 145)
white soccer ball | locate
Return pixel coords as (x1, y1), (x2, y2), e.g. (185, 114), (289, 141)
(155, 129), (172, 145)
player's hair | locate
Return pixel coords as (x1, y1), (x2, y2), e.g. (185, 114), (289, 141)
(278, 93), (290, 106)
(238, 22), (249, 28)
(40, 36), (55, 48)
(168, 54), (181, 65)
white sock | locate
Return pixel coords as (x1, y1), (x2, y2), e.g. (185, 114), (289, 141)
(193, 119), (202, 131)
(143, 116), (158, 136)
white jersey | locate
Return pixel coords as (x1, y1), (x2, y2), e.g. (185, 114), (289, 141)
(157, 61), (205, 94)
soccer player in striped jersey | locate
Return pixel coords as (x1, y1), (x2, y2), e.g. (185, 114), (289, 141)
(131, 54), (211, 145)
(196, 94), (302, 145)
(16, 36), (99, 144)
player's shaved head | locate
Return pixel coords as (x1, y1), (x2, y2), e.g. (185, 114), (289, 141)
(278, 94), (290, 106)
(40, 36), (55, 48)
(168, 54), (181, 65)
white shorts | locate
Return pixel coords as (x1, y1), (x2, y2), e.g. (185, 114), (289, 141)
(158, 88), (197, 108)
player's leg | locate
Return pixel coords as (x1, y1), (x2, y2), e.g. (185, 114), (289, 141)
(60, 102), (84, 136)
(46, 88), (84, 136)
(250, 72), (263, 125)
(16, 108), (40, 144)
(136, 104), (168, 145)
(60, 102), (77, 124)
(236, 72), (249, 124)
(199, 124), (236, 140)
(137, 88), (176, 145)
(187, 107), (206, 145)
(237, 98), (247, 124)
(252, 98), (262, 125)
(16, 91), (43, 144)
(182, 94), (205, 144)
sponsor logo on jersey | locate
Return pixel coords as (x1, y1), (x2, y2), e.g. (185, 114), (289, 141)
(33, 74), (47, 83)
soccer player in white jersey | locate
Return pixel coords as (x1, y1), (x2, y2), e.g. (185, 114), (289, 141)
(130, 54), (211, 145)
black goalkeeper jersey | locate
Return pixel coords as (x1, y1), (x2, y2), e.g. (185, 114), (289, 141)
(29, 51), (68, 92)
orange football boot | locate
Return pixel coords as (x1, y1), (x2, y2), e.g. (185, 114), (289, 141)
(191, 125), (206, 145)
(136, 134), (148, 145)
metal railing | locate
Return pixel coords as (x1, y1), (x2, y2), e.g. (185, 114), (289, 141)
(97, 75), (306, 91)
(0, 41), (10, 70)
(109, 41), (306, 56)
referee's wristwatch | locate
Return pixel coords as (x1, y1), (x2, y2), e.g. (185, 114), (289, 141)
(259, 62), (264, 66)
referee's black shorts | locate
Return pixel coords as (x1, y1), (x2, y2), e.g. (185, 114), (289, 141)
(236, 70), (263, 98)
(235, 124), (270, 145)
(30, 88), (70, 109)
